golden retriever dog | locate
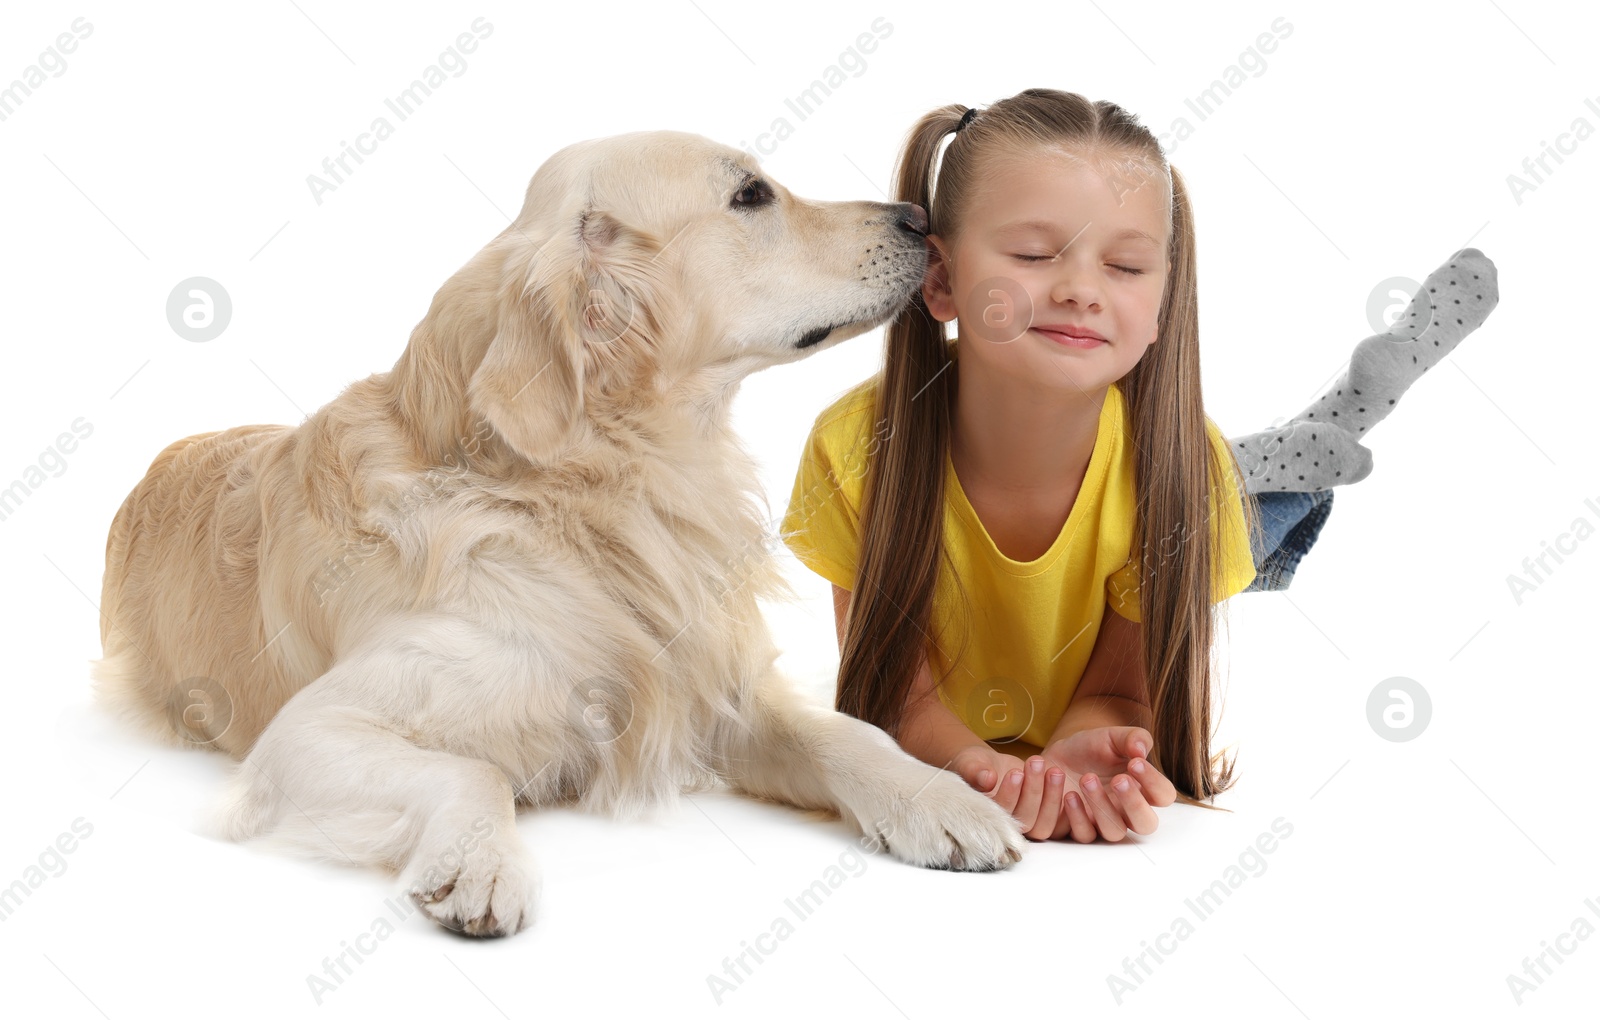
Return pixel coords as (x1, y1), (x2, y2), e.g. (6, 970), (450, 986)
(91, 130), (1026, 936)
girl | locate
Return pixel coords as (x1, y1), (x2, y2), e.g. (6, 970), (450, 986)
(780, 88), (1497, 844)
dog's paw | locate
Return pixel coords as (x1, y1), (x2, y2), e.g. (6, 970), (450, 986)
(852, 763), (1028, 872)
(402, 835), (540, 937)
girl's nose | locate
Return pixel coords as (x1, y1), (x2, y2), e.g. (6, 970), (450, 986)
(1048, 261), (1102, 308)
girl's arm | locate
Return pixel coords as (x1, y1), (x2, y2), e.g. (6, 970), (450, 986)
(897, 653), (995, 768)
(832, 583), (989, 768)
(1047, 602), (1153, 746)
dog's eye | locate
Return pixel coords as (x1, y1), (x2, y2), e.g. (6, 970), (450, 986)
(731, 179), (774, 209)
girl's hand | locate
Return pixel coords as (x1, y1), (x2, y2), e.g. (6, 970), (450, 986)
(948, 746), (1067, 841)
(1040, 727), (1176, 842)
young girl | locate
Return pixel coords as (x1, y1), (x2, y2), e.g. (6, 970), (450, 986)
(780, 88), (1497, 845)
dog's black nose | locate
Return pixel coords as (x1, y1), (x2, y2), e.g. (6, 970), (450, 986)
(897, 203), (929, 236)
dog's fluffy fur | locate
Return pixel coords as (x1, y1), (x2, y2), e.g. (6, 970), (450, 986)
(90, 131), (1025, 935)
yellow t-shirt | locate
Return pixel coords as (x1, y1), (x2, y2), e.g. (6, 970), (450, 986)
(779, 368), (1257, 750)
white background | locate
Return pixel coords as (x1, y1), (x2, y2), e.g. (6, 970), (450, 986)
(1, 1), (1595, 1017)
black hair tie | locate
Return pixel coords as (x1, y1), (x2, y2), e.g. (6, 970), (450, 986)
(955, 106), (979, 132)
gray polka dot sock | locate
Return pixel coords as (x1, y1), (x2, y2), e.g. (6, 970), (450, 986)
(1230, 420), (1373, 494)
(1292, 248), (1500, 435)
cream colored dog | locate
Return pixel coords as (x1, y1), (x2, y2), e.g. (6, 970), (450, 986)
(91, 131), (1026, 936)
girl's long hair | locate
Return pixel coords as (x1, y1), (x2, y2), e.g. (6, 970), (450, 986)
(834, 88), (1261, 807)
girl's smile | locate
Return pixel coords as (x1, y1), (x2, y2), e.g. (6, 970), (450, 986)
(1031, 325), (1108, 348)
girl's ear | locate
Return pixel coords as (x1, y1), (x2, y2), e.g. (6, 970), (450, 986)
(920, 234), (958, 323)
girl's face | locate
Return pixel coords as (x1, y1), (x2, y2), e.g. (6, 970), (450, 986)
(922, 146), (1171, 396)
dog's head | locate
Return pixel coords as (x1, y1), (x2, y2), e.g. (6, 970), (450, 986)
(466, 130), (929, 466)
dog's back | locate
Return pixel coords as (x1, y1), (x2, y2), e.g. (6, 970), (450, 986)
(93, 424), (298, 755)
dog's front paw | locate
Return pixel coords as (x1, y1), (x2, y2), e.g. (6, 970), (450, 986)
(402, 828), (541, 937)
(851, 762), (1027, 872)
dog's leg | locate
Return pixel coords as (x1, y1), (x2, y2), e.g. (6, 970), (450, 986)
(218, 657), (540, 937)
(713, 670), (1027, 870)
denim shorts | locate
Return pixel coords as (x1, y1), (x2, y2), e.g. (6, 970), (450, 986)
(1243, 488), (1334, 592)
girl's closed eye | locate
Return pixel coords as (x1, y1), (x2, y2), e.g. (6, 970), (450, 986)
(1009, 252), (1146, 275)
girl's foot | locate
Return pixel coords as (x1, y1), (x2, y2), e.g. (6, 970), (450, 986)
(1292, 248), (1499, 435)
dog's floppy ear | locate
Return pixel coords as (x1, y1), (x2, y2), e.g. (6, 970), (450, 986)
(469, 207), (660, 467)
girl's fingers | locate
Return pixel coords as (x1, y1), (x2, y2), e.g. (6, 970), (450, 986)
(1025, 768), (1065, 841)
(1109, 773), (1159, 835)
(993, 768), (1024, 813)
(1127, 757), (1177, 808)
(1077, 773), (1129, 841)
(1120, 729), (1154, 762)
(1013, 757), (1048, 832)
(1053, 787), (1098, 843)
